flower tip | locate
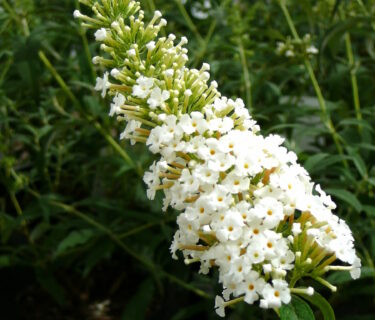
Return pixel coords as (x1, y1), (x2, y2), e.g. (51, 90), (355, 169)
(307, 287), (314, 296)
(111, 68), (120, 78)
(214, 296), (225, 317)
(154, 10), (162, 18)
(92, 56), (100, 65)
(111, 21), (120, 28)
(94, 28), (107, 41)
(180, 36), (188, 45)
(259, 299), (268, 309)
(73, 10), (81, 18)
(127, 48), (136, 57)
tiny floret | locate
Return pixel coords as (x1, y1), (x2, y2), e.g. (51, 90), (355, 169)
(94, 28), (107, 41)
(73, 10), (82, 18)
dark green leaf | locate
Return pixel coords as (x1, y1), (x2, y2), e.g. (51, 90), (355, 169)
(121, 278), (155, 320)
(35, 268), (67, 306)
(327, 267), (375, 285)
(304, 153), (329, 173)
(55, 229), (95, 257)
(0, 255), (11, 268)
(325, 188), (362, 213)
(280, 295), (315, 320)
(300, 292), (335, 320)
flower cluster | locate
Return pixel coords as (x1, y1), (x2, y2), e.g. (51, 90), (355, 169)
(276, 34), (318, 58)
(74, 0), (360, 316)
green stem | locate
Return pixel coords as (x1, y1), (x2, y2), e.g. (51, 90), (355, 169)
(312, 276), (337, 292)
(118, 215), (176, 238)
(289, 273), (300, 288)
(273, 307), (280, 317)
(92, 121), (137, 170)
(278, 0), (300, 40)
(356, 0), (375, 31)
(2, 0), (30, 36)
(0, 56), (13, 86)
(43, 195), (209, 298)
(38, 50), (138, 172)
(238, 37), (252, 112)
(75, 0), (96, 82)
(340, 8), (362, 132)
(38, 51), (80, 106)
(8, 191), (30, 237)
(174, 0), (204, 44)
(146, 0), (156, 11)
(192, 19), (217, 68)
(9, 192), (22, 217)
(278, 1), (348, 167)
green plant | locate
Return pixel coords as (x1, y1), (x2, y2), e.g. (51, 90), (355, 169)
(1, 0), (374, 319)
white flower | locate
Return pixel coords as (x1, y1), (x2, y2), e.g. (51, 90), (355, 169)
(193, 164), (219, 185)
(222, 171), (250, 194)
(292, 223), (302, 235)
(73, 10), (82, 18)
(240, 271), (265, 304)
(178, 114), (196, 135)
(132, 76), (154, 99)
(214, 296), (226, 317)
(147, 87), (170, 109)
(95, 72), (110, 98)
(109, 93), (125, 116)
(254, 197), (284, 229)
(215, 209), (244, 242)
(146, 41), (156, 51)
(208, 117), (234, 134)
(180, 169), (200, 194)
(307, 45), (318, 55)
(272, 250), (295, 270)
(350, 256), (361, 280)
(207, 185), (233, 211)
(179, 112), (209, 135)
(261, 280), (290, 308)
(120, 120), (141, 145)
(94, 28), (107, 41)
(127, 48), (136, 57)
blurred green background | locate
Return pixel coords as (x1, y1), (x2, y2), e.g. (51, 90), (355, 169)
(1, 0), (375, 319)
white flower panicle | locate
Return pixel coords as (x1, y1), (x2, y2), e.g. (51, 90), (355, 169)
(75, 0), (361, 316)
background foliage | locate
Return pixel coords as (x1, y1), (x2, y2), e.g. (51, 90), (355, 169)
(1, 0), (375, 319)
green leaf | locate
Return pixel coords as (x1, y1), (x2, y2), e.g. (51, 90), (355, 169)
(304, 153), (329, 173)
(367, 178), (375, 187)
(363, 205), (375, 218)
(35, 268), (67, 306)
(327, 267), (375, 285)
(55, 229), (95, 257)
(280, 295), (315, 320)
(357, 143), (375, 152)
(0, 255), (11, 268)
(121, 278), (155, 320)
(308, 155), (351, 173)
(347, 149), (368, 178)
(338, 119), (373, 132)
(300, 292), (335, 320)
(352, 154), (367, 178)
(325, 188), (362, 213)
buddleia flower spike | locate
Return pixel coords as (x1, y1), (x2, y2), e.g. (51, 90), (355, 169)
(74, 0), (361, 316)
